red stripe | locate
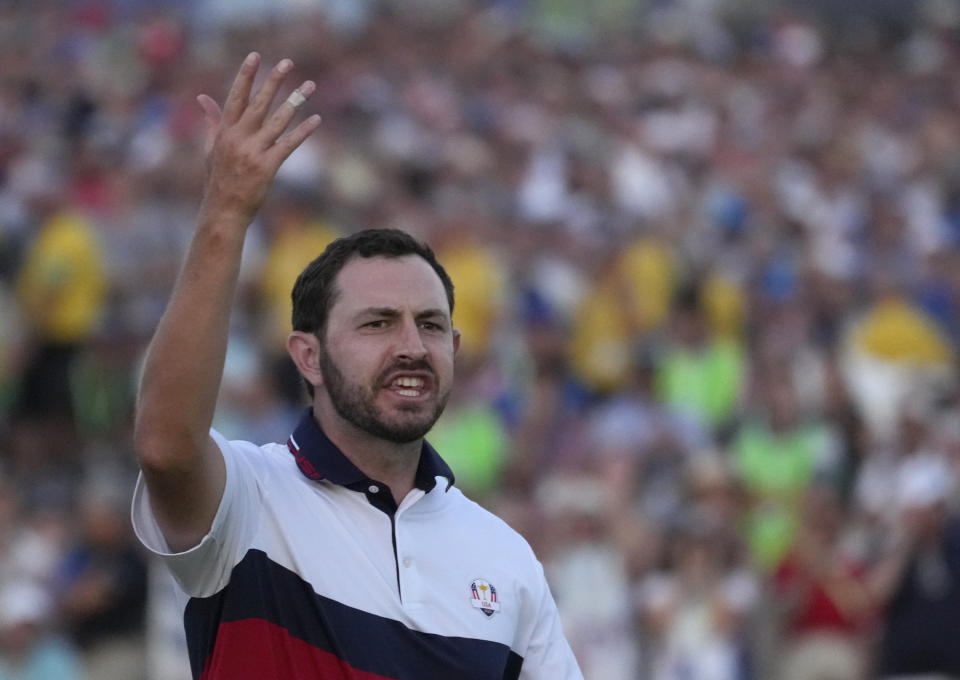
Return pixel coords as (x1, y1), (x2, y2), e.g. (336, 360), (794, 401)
(287, 438), (323, 480)
(199, 618), (396, 680)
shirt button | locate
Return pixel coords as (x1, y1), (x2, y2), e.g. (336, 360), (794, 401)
(402, 557), (412, 568)
(367, 485), (379, 494)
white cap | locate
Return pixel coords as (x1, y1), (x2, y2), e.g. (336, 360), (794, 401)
(0, 581), (52, 629)
(897, 455), (954, 510)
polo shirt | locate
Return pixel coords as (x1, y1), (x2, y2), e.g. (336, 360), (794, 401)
(132, 408), (583, 680)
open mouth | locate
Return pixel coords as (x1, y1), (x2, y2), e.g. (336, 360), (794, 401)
(391, 376), (427, 397)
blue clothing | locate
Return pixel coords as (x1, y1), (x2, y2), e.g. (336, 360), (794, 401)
(0, 637), (84, 680)
(879, 518), (960, 676)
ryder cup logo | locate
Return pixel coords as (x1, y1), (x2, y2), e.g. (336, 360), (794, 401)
(470, 578), (500, 617)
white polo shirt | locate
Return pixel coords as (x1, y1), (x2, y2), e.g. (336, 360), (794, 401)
(132, 408), (583, 680)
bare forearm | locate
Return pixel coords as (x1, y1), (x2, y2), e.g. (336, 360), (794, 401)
(134, 210), (247, 469)
(131, 53), (320, 549)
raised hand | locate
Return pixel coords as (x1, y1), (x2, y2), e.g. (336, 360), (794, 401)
(133, 54), (321, 552)
(197, 52), (321, 224)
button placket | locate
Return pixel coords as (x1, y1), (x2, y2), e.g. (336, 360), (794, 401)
(394, 516), (423, 607)
(394, 490), (428, 607)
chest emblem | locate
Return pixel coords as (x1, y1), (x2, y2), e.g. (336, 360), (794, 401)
(470, 578), (500, 617)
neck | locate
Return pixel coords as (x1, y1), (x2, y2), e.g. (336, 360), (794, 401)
(313, 403), (422, 504)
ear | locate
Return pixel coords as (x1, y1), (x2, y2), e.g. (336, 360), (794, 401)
(452, 328), (462, 355)
(287, 331), (323, 390)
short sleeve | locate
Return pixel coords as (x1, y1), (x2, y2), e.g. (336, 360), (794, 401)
(517, 561), (584, 680)
(131, 429), (264, 597)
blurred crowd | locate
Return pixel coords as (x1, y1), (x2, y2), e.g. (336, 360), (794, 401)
(2, 0), (960, 678)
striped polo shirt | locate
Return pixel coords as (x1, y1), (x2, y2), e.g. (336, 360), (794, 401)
(132, 408), (583, 679)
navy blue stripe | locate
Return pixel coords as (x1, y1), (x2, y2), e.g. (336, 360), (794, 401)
(184, 549), (523, 680)
(288, 407), (455, 491)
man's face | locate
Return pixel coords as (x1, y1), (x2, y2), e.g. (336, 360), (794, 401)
(318, 255), (458, 444)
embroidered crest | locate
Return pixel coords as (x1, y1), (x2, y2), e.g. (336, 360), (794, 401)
(469, 578), (500, 617)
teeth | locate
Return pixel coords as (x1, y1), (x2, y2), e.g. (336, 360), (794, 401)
(392, 377), (425, 398)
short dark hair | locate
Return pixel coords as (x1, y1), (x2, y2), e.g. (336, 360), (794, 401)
(291, 229), (455, 396)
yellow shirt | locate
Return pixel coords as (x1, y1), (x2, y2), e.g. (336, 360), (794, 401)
(569, 237), (674, 392)
(260, 220), (338, 345)
(618, 237), (674, 331)
(701, 272), (745, 341)
(16, 211), (106, 343)
(853, 296), (952, 364)
(438, 240), (505, 360)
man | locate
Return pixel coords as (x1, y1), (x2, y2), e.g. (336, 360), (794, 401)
(872, 455), (960, 679)
(0, 580), (84, 680)
(131, 53), (583, 680)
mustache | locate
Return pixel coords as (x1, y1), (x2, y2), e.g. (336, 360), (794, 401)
(377, 359), (434, 383)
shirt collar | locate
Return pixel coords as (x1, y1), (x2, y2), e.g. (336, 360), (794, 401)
(286, 408), (455, 493)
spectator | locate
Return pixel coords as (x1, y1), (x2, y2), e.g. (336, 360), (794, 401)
(841, 271), (954, 444)
(0, 579), (84, 680)
(733, 364), (838, 570)
(253, 186), (339, 405)
(9, 181), (107, 478)
(638, 511), (758, 680)
(655, 283), (745, 437)
(426, 356), (509, 502)
(433, 220), (508, 362)
(772, 484), (875, 680)
(538, 473), (640, 680)
(871, 454), (960, 679)
(568, 235), (675, 394)
(56, 474), (147, 680)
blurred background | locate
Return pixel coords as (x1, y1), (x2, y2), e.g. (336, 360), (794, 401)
(2, 0), (960, 678)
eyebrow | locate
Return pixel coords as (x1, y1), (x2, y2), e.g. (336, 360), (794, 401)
(356, 307), (450, 321)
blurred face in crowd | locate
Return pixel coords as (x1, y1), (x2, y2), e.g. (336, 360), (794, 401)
(317, 255), (459, 444)
(80, 499), (128, 548)
(672, 306), (707, 348)
(767, 379), (800, 432)
(0, 621), (40, 659)
(904, 501), (948, 544)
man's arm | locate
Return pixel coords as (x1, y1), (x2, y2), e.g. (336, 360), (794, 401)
(133, 53), (320, 552)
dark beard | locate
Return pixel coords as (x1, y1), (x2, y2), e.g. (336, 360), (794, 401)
(317, 349), (449, 444)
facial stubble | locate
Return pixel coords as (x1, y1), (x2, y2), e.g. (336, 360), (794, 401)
(317, 347), (451, 444)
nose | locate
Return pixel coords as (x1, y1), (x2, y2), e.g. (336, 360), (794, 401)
(395, 316), (427, 360)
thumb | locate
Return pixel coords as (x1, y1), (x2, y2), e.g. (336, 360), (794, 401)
(196, 94), (222, 158)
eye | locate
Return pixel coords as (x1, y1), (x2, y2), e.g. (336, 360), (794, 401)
(419, 320), (445, 331)
(363, 320), (388, 329)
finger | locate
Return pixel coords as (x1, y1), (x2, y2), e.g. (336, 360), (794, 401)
(196, 94), (222, 156)
(196, 94), (222, 124)
(268, 114), (322, 169)
(221, 52), (260, 125)
(259, 80), (316, 148)
(243, 58), (294, 129)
